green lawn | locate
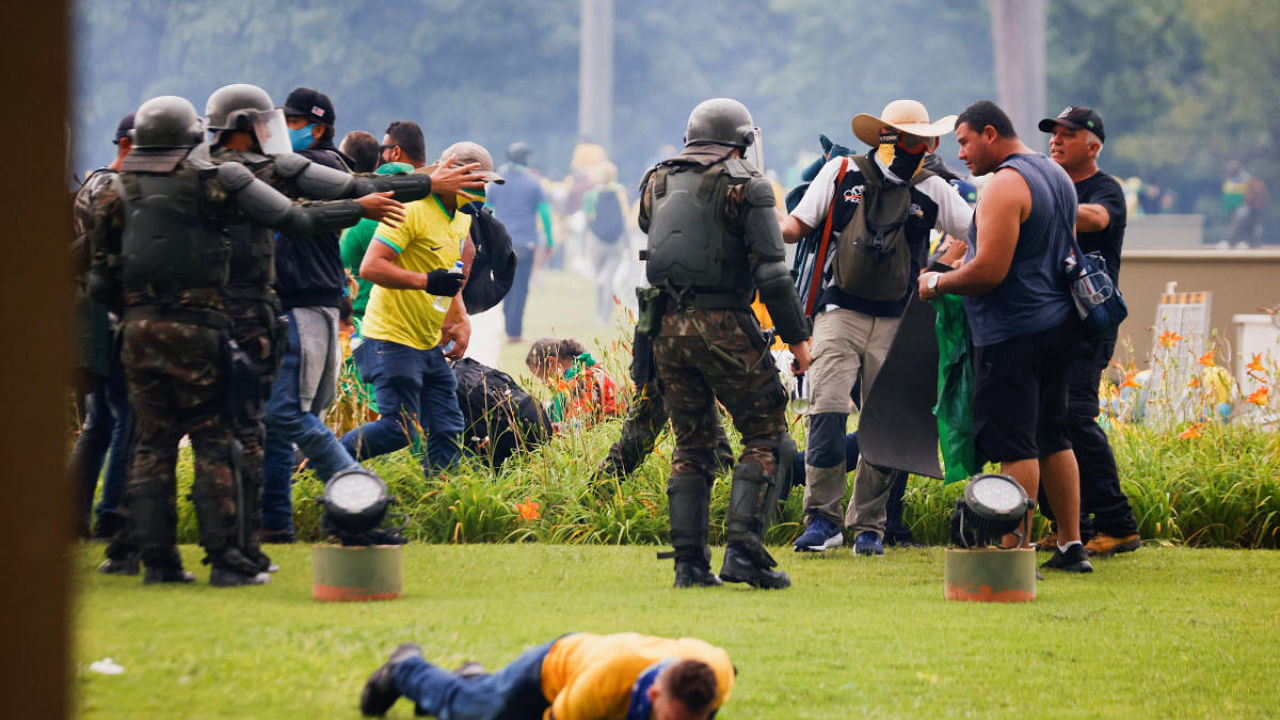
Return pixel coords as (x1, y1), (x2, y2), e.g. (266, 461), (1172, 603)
(74, 544), (1280, 719)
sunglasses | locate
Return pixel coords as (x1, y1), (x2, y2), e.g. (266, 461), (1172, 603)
(380, 144), (399, 154)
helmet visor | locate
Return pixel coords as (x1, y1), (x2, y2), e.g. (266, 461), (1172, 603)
(745, 127), (764, 172)
(252, 108), (292, 155)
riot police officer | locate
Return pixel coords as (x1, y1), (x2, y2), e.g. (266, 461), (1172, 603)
(639, 98), (812, 589)
(88, 95), (403, 586)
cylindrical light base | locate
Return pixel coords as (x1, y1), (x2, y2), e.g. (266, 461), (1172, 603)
(312, 544), (403, 602)
(944, 547), (1036, 602)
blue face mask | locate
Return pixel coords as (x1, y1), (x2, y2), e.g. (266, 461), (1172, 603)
(288, 123), (316, 152)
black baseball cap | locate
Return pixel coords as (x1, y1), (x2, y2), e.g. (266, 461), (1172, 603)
(1038, 106), (1105, 144)
(281, 87), (335, 125)
(113, 112), (135, 144)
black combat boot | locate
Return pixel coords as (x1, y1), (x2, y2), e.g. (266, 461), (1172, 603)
(193, 495), (270, 587)
(719, 541), (791, 589)
(141, 547), (195, 584)
(673, 546), (722, 588)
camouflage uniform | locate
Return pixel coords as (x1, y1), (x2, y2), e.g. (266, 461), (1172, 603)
(639, 135), (808, 589)
(593, 377), (733, 482)
(209, 146), (300, 569)
(89, 170), (251, 577)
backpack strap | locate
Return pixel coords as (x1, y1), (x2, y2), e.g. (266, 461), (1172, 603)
(805, 156), (849, 317)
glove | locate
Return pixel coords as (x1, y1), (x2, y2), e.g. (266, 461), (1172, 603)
(424, 268), (465, 297)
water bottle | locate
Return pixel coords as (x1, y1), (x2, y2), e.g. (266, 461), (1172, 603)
(432, 259), (464, 312)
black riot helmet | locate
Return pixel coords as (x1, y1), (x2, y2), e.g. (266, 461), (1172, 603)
(204, 83), (291, 154)
(130, 95), (205, 149)
(206, 83), (273, 132)
(683, 98), (755, 148)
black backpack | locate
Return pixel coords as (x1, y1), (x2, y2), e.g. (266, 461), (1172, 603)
(452, 358), (552, 468)
(832, 155), (932, 302)
(588, 187), (625, 244)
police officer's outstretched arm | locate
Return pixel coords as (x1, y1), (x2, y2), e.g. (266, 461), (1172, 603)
(217, 161), (403, 236)
(273, 151), (436, 204)
(743, 176), (810, 352)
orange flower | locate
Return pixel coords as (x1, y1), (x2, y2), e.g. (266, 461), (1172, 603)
(1119, 369), (1140, 389)
(1178, 422), (1204, 440)
(1158, 329), (1182, 349)
(1246, 354), (1267, 379)
(1246, 386), (1270, 406)
(516, 498), (541, 520)
(1187, 375), (1201, 388)
(1197, 351), (1216, 367)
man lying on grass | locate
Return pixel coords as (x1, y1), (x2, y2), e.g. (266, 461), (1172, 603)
(361, 631), (733, 719)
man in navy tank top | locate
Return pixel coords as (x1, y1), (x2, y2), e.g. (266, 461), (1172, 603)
(918, 100), (1093, 573)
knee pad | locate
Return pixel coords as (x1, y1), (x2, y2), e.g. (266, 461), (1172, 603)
(806, 412), (848, 468)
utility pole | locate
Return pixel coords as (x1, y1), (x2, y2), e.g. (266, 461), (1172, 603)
(991, 0), (1047, 151)
(578, 0), (613, 152)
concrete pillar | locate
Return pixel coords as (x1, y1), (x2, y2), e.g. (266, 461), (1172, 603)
(579, 0), (614, 151)
(991, 0), (1047, 151)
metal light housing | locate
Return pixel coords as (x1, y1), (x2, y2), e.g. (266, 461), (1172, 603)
(950, 473), (1035, 548)
(322, 468), (390, 535)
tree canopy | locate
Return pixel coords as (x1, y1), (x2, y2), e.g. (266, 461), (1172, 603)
(74, 0), (1279, 215)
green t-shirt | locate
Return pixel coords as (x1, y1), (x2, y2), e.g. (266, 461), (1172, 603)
(340, 162), (414, 320)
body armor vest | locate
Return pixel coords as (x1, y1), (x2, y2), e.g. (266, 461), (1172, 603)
(118, 164), (230, 297)
(220, 151), (277, 293)
(644, 160), (752, 302)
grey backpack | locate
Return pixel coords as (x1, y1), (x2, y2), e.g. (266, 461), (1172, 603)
(832, 155), (932, 301)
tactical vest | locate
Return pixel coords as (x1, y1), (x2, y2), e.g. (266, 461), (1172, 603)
(644, 159), (753, 306)
(118, 163), (230, 298)
(220, 151), (277, 294)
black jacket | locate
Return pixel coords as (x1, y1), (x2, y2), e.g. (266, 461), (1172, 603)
(272, 140), (354, 309)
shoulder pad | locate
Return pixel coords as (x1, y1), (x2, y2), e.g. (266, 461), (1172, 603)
(637, 166), (657, 195)
(744, 176), (776, 208)
(722, 158), (755, 179)
(216, 161), (255, 192)
(273, 152), (311, 179)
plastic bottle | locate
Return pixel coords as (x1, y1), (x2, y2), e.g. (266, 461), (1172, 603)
(432, 259), (464, 312)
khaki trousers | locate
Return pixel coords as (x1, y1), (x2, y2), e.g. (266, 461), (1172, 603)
(801, 308), (900, 535)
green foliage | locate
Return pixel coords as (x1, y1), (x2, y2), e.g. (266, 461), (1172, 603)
(166, 414), (1279, 548)
(75, 544), (1280, 719)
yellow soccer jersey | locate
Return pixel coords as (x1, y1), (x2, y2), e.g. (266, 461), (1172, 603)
(361, 195), (471, 350)
(539, 632), (734, 720)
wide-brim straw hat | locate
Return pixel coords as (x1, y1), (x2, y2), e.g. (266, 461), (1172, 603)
(851, 99), (957, 147)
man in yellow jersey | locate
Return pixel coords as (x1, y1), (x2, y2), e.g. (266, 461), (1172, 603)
(340, 142), (503, 474)
(360, 631), (733, 719)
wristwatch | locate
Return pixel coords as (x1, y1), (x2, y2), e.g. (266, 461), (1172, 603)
(927, 273), (940, 293)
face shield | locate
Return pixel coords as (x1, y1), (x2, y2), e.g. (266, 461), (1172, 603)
(251, 108), (292, 155)
(745, 127), (764, 172)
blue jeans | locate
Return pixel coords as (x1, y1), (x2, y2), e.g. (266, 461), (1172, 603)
(341, 339), (464, 474)
(394, 640), (553, 720)
(262, 310), (358, 531)
(69, 353), (133, 527)
(503, 244), (536, 338)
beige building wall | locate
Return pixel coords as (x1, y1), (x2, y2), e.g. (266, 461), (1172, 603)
(1116, 249), (1280, 371)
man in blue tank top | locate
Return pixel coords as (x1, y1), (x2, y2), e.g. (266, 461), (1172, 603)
(918, 100), (1092, 573)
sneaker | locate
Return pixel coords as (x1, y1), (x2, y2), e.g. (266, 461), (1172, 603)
(360, 643), (424, 717)
(1040, 543), (1094, 573)
(719, 543), (790, 589)
(1084, 532), (1141, 557)
(853, 531), (884, 556)
(143, 566), (196, 584)
(793, 515), (843, 553)
(673, 561), (723, 588)
(98, 553), (140, 576)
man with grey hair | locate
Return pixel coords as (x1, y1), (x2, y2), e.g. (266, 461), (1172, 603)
(1037, 106), (1141, 557)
